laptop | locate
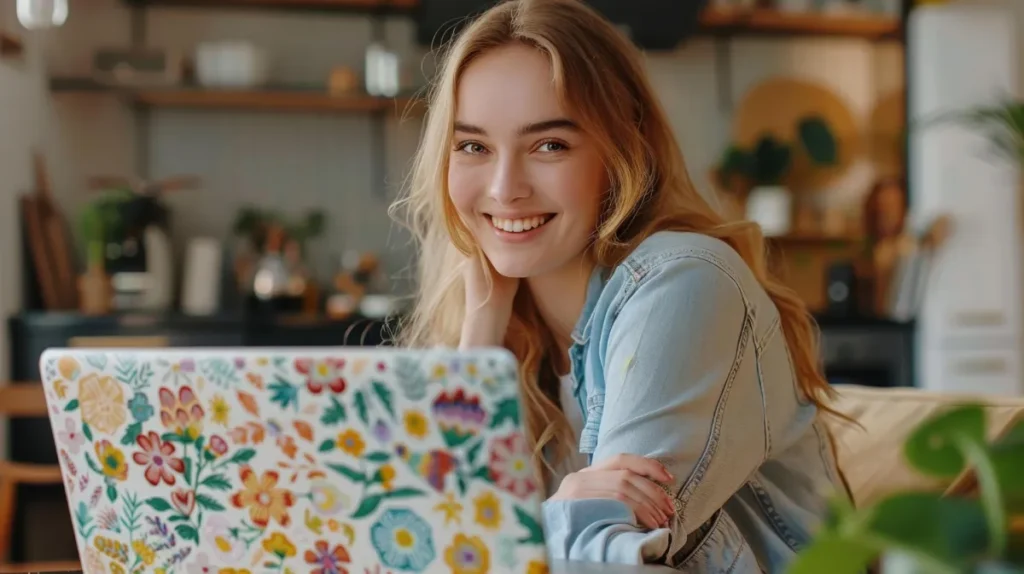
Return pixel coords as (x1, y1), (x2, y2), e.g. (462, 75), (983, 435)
(39, 346), (550, 574)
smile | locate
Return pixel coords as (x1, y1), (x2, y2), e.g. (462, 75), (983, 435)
(487, 214), (554, 233)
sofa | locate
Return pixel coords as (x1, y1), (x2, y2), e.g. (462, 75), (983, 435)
(824, 384), (1024, 508)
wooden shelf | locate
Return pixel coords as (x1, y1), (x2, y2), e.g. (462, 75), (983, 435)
(50, 78), (420, 114)
(699, 8), (901, 39)
(129, 0), (417, 12)
(0, 31), (24, 58)
(768, 233), (863, 247)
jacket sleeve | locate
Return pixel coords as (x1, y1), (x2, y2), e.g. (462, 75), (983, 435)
(543, 256), (768, 564)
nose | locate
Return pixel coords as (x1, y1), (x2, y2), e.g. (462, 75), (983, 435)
(488, 154), (530, 205)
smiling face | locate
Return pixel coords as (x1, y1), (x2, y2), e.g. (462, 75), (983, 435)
(447, 43), (607, 279)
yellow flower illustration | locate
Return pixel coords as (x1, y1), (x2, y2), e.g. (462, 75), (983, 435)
(403, 410), (429, 439)
(434, 492), (463, 526)
(131, 540), (155, 565)
(445, 533), (490, 574)
(109, 562), (125, 574)
(379, 464), (396, 491)
(262, 532), (297, 559)
(96, 440), (128, 481)
(473, 491), (502, 530)
(431, 364), (447, 379)
(526, 561), (549, 574)
(79, 373), (127, 435)
(210, 394), (230, 426)
(336, 429), (366, 458)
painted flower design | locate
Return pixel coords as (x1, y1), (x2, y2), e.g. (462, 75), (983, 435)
(58, 355), (81, 380)
(372, 419), (391, 443)
(79, 373), (127, 435)
(230, 466), (295, 528)
(432, 389), (486, 447)
(202, 515), (245, 563)
(133, 431), (185, 486)
(488, 433), (538, 499)
(186, 552), (213, 574)
(172, 488), (196, 516)
(378, 464), (396, 491)
(336, 429), (366, 458)
(295, 358), (346, 394)
(526, 560), (549, 574)
(83, 547), (105, 574)
(304, 540), (351, 574)
(57, 417), (85, 454)
(210, 394), (230, 426)
(158, 386), (204, 440)
(370, 508), (436, 572)
(473, 491), (502, 530)
(444, 533), (490, 574)
(310, 480), (350, 515)
(127, 392), (154, 423)
(403, 410), (429, 440)
(262, 532), (297, 559)
(207, 435), (229, 458)
(95, 440), (127, 481)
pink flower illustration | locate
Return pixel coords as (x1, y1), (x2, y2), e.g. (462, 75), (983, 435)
(57, 418), (85, 454)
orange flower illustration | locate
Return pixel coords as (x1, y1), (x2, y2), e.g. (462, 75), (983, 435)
(230, 466), (295, 528)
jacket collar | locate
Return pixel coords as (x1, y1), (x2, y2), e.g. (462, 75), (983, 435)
(570, 265), (606, 346)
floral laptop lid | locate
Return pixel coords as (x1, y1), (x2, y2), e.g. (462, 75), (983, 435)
(39, 347), (549, 574)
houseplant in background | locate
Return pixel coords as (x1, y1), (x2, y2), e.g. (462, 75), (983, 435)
(714, 114), (838, 236)
(788, 405), (1024, 574)
(951, 98), (1024, 167)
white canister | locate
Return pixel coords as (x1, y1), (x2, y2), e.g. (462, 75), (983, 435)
(181, 238), (223, 316)
(745, 186), (793, 237)
(195, 41), (269, 88)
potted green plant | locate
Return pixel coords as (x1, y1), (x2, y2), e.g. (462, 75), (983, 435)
(788, 406), (1024, 574)
(947, 99), (1024, 167)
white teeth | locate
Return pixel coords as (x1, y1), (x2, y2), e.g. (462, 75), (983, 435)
(489, 215), (551, 233)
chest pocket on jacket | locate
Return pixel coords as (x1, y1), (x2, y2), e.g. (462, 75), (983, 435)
(578, 392), (604, 454)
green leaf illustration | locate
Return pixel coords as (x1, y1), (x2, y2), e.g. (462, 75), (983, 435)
(515, 506), (544, 545)
(489, 398), (520, 429)
(176, 524), (199, 542)
(321, 396), (347, 426)
(364, 451), (391, 463)
(384, 487), (425, 500)
(64, 399), (79, 412)
(268, 376), (300, 411)
(351, 494), (384, 519)
(196, 494), (226, 512)
(327, 463), (366, 484)
(82, 423), (93, 442)
(85, 453), (103, 474)
(472, 466), (493, 483)
(145, 497), (172, 512)
(229, 448), (256, 465)
(467, 439), (484, 467)
(372, 381), (396, 420)
(200, 474), (232, 491)
(318, 439), (336, 453)
(354, 391), (369, 426)
(119, 422), (143, 447)
(106, 483), (118, 503)
(183, 457), (194, 486)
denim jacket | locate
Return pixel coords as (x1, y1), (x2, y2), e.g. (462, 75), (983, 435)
(541, 231), (846, 573)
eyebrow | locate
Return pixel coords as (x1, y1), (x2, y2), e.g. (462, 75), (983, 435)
(453, 118), (580, 137)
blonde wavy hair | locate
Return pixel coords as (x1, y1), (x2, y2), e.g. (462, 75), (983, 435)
(391, 0), (836, 488)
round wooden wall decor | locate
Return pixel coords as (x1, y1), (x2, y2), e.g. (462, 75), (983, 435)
(732, 77), (862, 195)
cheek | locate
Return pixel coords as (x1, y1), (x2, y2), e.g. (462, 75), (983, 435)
(447, 166), (482, 216)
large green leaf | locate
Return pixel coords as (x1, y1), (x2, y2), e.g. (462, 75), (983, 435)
(867, 492), (989, 567)
(904, 405), (985, 478)
(786, 533), (877, 574)
(797, 115), (838, 166)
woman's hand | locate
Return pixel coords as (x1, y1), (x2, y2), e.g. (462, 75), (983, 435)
(459, 249), (519, 349)
(549, 454), (676, 530)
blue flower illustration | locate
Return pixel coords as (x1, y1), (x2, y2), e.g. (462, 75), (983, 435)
(371, 508), (435, 572)
(128, 392), (154, 423)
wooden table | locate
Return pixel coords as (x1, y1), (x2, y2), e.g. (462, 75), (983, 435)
(1, 559), (675, 573)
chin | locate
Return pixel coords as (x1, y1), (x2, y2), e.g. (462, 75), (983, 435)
(485, 249), (556, 279)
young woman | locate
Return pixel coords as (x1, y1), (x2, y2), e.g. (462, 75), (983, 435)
(392, 0), (848, 571)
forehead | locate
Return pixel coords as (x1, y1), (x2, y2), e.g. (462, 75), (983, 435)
(454, 43), (567, 129)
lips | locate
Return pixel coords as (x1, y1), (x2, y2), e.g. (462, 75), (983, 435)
(487, 214), (554, 233)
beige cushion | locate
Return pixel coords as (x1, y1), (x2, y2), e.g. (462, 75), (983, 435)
(822, 385), (1024, 508)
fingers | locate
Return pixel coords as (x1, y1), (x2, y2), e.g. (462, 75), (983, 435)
(604, 471), (674, 527)
(627, 471), (676, 517)
(589, 453), (673, 483)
